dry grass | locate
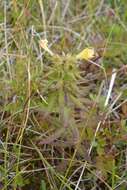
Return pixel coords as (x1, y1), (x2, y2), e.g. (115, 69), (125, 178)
(0, 0), (127, 189)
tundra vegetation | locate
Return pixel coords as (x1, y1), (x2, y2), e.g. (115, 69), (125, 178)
(0, 0), (127, 189)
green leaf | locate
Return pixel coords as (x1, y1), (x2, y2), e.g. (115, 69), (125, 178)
(14, 174), (24, 187)
(40, 180), (46, 190)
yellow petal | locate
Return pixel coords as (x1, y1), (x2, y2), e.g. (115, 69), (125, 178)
(39, 39), (48, 49)
(39, 39), (54, 56)
(76, 48), (94, 60)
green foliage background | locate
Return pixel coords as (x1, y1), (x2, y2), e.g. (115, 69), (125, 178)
(0, 0), (127, 189)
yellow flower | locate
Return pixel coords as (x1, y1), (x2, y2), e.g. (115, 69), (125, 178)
(76, 48), (94, 60)
(39, 39), (48, 49)
(39, 39), (54, 56)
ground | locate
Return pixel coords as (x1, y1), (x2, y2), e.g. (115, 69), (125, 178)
(0, 0), (127, 189)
